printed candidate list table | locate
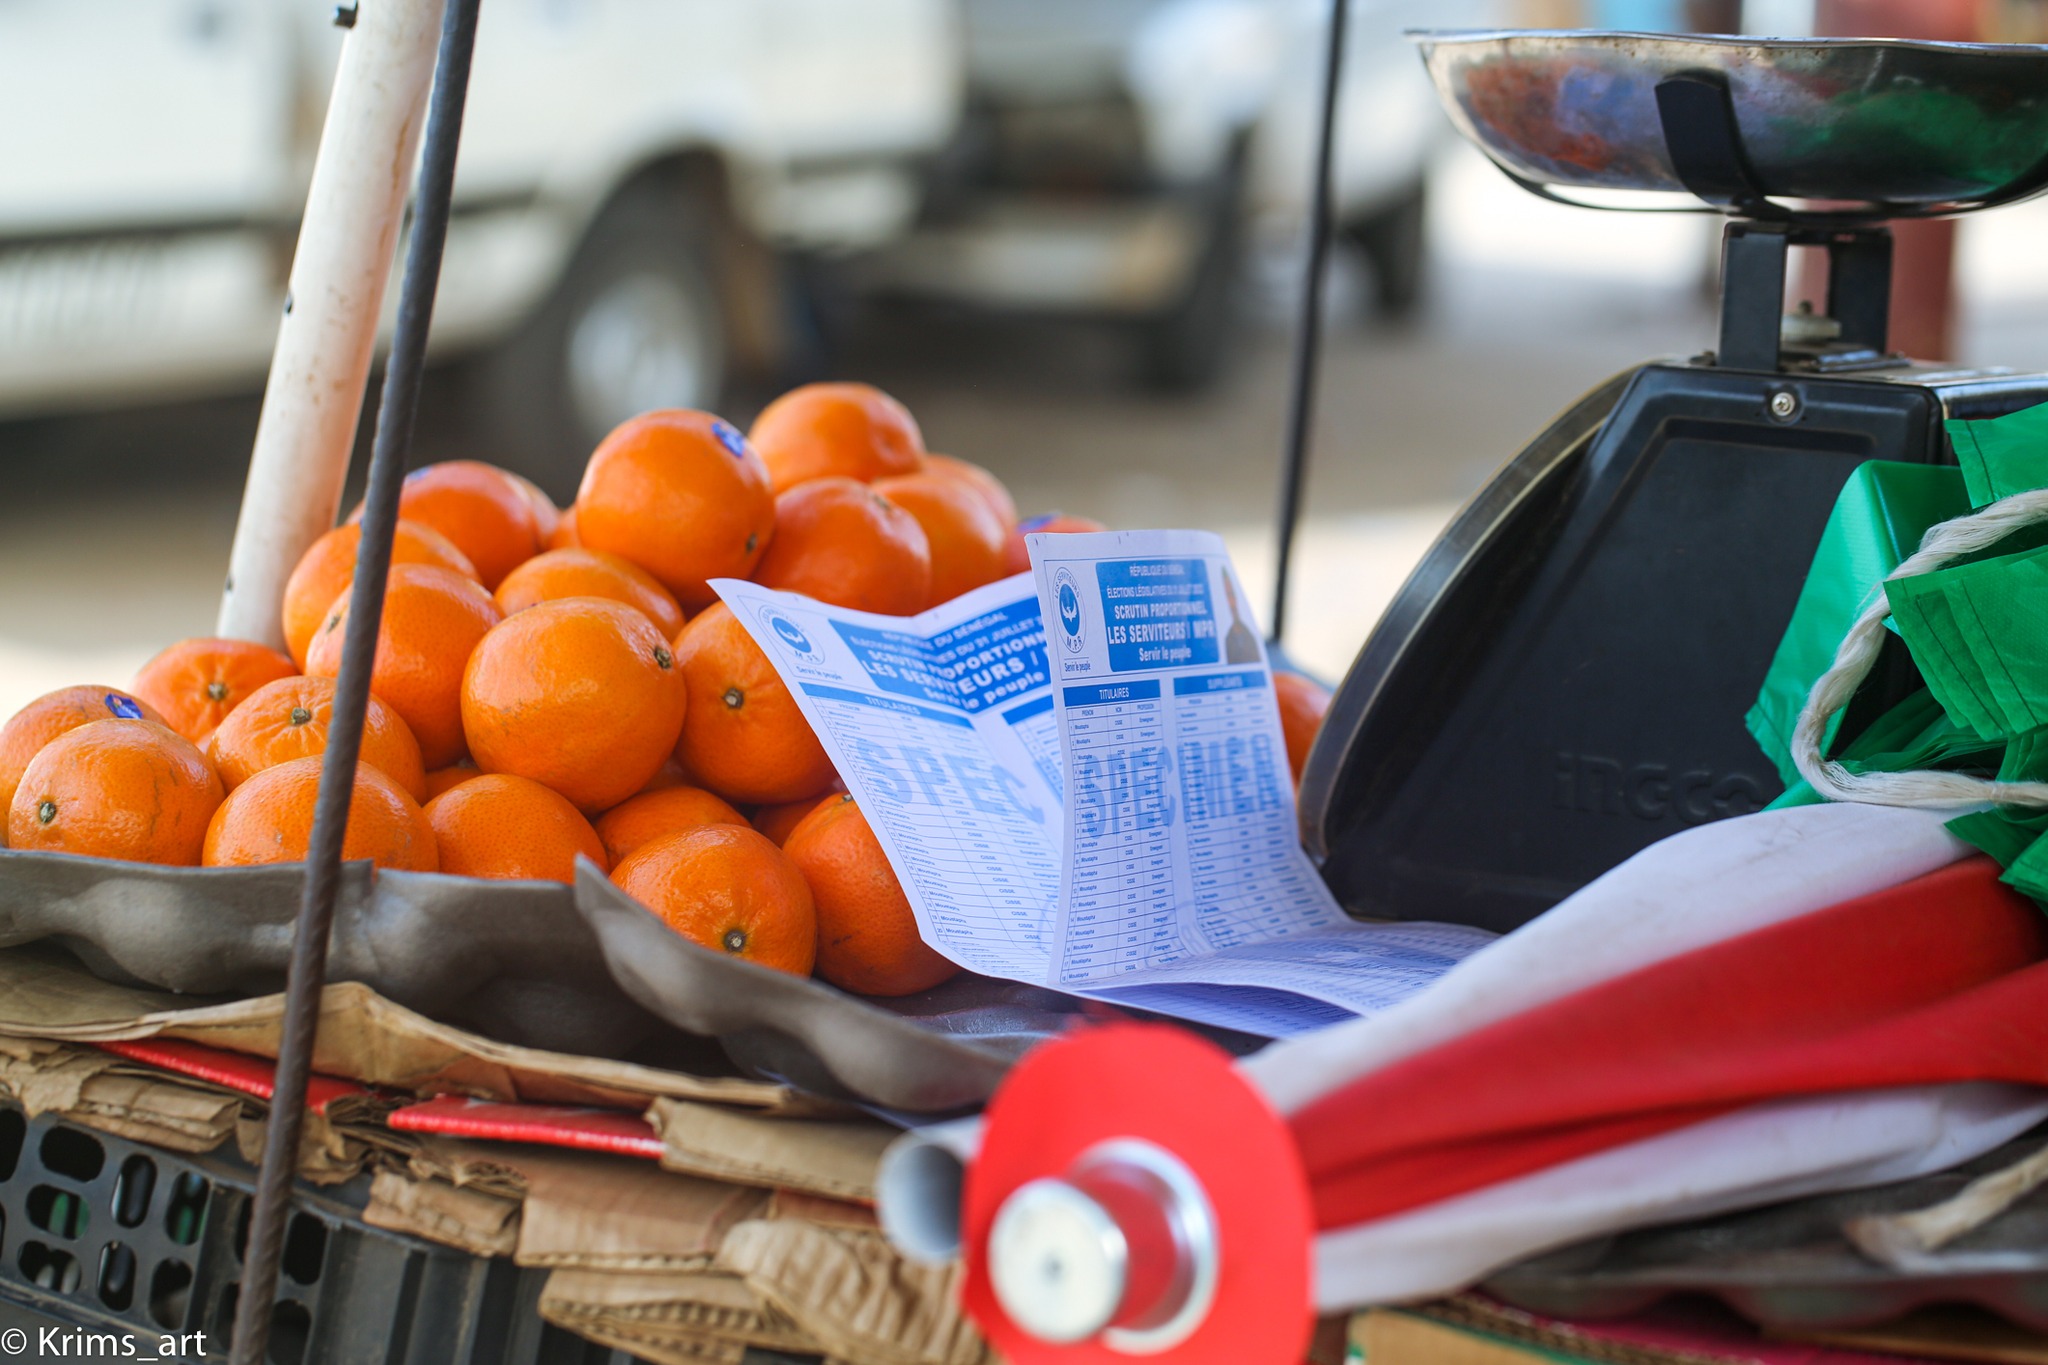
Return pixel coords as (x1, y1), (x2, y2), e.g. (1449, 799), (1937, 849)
(1061, 679), (1177, 979)
(1032, 529), (1495, 1029)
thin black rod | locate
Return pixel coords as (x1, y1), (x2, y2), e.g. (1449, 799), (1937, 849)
(229, 0), (479, 1360)
(1270, 0), (1349, 643)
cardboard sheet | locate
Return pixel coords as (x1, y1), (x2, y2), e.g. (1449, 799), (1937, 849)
(0, 944), (807, 1111)
(648, 1097), (894, 1203)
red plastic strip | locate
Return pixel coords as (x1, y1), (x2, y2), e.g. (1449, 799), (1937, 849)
(95, 1038), (369, 1114)
(1291, 859), (2048, 1229)
(387, 1096), (665, 1160)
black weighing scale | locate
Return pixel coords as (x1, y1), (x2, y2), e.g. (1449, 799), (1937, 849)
(1297, 31), (2048, 933)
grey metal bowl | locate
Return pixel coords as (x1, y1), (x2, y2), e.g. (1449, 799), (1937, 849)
(1413, 30), (2048, 215)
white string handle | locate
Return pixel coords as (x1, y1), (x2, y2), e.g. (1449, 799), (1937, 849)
(1792, 485), (2048, 809)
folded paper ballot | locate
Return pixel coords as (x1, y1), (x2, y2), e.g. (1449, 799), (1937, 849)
(712, 528), (1494, 1038)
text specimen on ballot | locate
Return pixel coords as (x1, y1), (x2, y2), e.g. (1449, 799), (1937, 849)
(712, 548), (1492, 1038)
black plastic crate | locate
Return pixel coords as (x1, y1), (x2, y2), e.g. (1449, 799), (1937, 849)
(0, 1100), (815, 1365)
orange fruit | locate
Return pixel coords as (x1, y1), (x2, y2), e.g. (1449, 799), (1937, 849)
(203, 756), (436, 872)
(611, 825), (816, 976)
(424, 773), (606, 883)
(672, 604), (838, 805)
(593, 785), (747, 867)
(636, 758), (693, 794)
(495, 548), (686, 639)
(574, 410), (775, 611)
(424, 762), (479, 800)
(784, 795), (956, 997)
(748, 382), (925, 493)
(1272, 671), (1333, 785)
(351, 460), (542, 590)
(9, 720), (223, 865)
(752, 791), (838, 847)
(305, 563), (503, 769)
(280, 521), (478, 671)
(547, 505), (581, 550)
(505, 471), (562, 547)
(461, 597), (688, 811)
(1000, 512), (1108, 577)
(752, 477), (931, 615)
(131, 638), (298, 746)
(925, 454), (1018, 529)
(873, 472), (1007, 608)
(204, 675), (426, 802)
(0, 685), (166, 820)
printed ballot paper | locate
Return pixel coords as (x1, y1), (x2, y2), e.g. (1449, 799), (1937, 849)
(711, 529), (1491, 1037)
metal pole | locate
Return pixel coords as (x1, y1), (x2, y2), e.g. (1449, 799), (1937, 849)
(1269, 0), (1350, 644)
(228, 1), (480, 1360)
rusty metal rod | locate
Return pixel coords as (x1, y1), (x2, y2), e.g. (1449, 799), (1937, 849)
(228, 0), (479, 1359)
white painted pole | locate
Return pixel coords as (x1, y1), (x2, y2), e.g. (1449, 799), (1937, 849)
(215, 0), (449, 648)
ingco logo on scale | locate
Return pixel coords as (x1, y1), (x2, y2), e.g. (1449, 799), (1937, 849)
(1553, 752), (1769, 824)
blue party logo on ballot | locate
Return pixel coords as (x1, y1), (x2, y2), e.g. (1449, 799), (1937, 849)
(1053, 567), (1086, 653)
(760, 608), (825, 665)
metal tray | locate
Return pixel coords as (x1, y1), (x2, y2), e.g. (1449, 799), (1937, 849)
(0, 848), (658, 1060)
(1486, 1130), (2048, 1333)
(1414, 30), (2048, 215)
(574, 862), (1166, 1115)
(0, 848), (1176, 1115)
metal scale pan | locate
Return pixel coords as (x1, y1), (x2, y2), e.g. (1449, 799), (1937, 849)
(1300, 33), (2048, 934)
(1417, 29), (2048, 215)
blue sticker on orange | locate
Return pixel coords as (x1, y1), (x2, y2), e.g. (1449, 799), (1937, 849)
(710, 419), (747, 459)
(104, 694), (144, 719)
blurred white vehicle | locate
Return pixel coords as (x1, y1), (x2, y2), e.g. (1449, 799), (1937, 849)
(0, 0), (959, 481)
(863, 0), (1498, 388)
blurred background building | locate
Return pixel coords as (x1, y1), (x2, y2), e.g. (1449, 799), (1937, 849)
(4, 0), (2048, 716)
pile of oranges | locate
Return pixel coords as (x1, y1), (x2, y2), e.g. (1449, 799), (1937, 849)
(0, 381), (1331, 1001)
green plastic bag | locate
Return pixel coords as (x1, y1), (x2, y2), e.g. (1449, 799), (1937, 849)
(1885, 541), (2048, 740)
(1948, 400), (2048, 508)
(1767, 688), (2002, 810)
(1746, 461), (1970, 786)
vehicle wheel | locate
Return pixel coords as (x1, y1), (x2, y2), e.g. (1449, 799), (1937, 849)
(1133, 164), (1248, 394)
(470, 185), (727, 495)
(1347, 178), (1428, 322)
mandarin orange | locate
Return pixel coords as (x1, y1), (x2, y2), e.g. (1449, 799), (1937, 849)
(424, 773), (606, 883)
(204, 675), (426, 801)
(203, 756), (436, 871)
(924, 454), (1018, 529)
(672, 604), (838, 805)
(547, 505), (580, 550)
(748, 382), (925, 492)
(611, 825), (816, 976)
(461, 596), (687, 811)
(305, 563), (502, 769)
(494, 548), (686, 639)
(8, 720), (222, 865)
(1272, 671), (1333, 785)
(574, 409), (774, 611)
(999, 512), (1109, 576)
(351, 460), (542, 589)
(751, 791), (838, 847)
(131, 638), (297, 746)
(873, 471), (1007, 607)
(0, 685), (166, 820)
(783, 794), (956, 996)
(751, 477), (931, 615)
(280, 520), (478, 671)
(593, 785), (747, 867)
(504, 470), (562, 547)
(423, 762), (479, 800)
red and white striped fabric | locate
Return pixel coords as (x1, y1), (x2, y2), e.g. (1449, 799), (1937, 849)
(1266, 800), (2048, 1305)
